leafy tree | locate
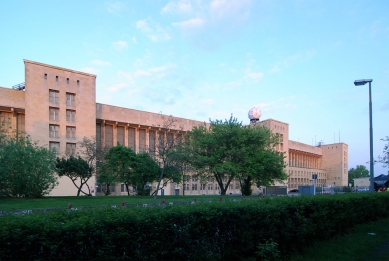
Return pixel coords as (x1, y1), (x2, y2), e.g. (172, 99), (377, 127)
(348, 165), (369, 187)
(131, 152), (160, 196)
(149, 116), (183, 199)
(97, 144), (136, 196)
(185, 116), (287, 195)
(377, 136), (389, 173)
(0, 135), (58, 197)
(56, 156), (93, 196)
(241, 175), (253, 196)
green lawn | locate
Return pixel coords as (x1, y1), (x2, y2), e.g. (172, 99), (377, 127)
(0, 194), (249, 211)
(290, 217), (389, 261)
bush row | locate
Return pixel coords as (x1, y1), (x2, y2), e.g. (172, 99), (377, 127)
(1, 193), (389, 260)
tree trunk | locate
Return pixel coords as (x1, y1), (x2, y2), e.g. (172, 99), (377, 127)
(154, 168), (165, 200)
(125, 183), (130, 196)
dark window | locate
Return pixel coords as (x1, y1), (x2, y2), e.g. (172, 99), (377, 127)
(128, 127), (136, 151)
(139, 129), (146, 152)
(117, 126), (124, 145)
(105, 125), (113, 147)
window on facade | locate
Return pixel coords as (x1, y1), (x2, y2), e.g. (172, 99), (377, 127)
(192, 184), (197, 191)
(49, 91), (59, 104)
(96, 123), (102, 150)
(50, 108), (59, 121)
(139, 129), (146, 152)
(77, 80), (80, 86)
(128, 127), (136, 151)
(167, 132), (174, 147)
(121, 184), (127, 193)
(17, 114), (25, 134)
(158, 131), (165, 150)
(117, 126), (124, 145)
(66, 78), (69, 84)
(49, 142), (60, 153)
(66, 143), (76, 155)
(105, 125), (113, 147)
(66, 126), (76, 139)
(0, 112), (12, 134)
(56, 76), (58, 82)
(66, 110), (75, 122)
(49, 125), (59, 138)
(148, 130), (155, 155)
(208, 184), (213, 190)
(66, 93), (75, 106)
(44, 73), (47, 79)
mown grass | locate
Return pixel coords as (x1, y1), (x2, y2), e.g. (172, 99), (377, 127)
(0, 194), (249, 211)
(290, 217), (389, 261)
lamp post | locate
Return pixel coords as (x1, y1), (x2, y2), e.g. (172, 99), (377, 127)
(354, 79), (374, 192)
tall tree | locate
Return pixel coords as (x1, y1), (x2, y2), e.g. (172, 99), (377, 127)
(0, 135), (58, 197)
(186, 116), (287, 195)
(56, 156), (93, 196)
(131, 152), (160, 196)
(348, 165), (369, 186)
(97, 144), (136, 196)
(149, 116), (183, 199)
(377, 136), (389, 173)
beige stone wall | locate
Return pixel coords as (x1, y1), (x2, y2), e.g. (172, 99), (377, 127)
(321, 143), (348, 186)
(23, 60), (97, 196)
(354, 177), (369, 188)
(0, 87), (25, 109)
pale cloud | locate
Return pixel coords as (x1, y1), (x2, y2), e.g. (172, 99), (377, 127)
(210, 0), (251, 20)
(117, 71), (133, 80)
(135, 70), (151, 77)
(172, 18), (205, 30)
(226, 81), (242, 89)
(132, 37), (137, 44)
(91, 60), (112, 66)
(106, 1), (126, 15)
(106, 82), (128, 92)
(136, 19), (171, 42)
(161, 0), (193, 15)
(201, 99), (214, 105)
(111, 41), (128, 52)
(247, 72), (264, 80)
(79, 67), (100, 74)
(254, 97), (298, 112)
(269, 50), (316, 73)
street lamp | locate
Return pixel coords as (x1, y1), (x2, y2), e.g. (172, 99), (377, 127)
(354, 79), (374, 192)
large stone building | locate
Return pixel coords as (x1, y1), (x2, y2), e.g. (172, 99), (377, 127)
(0, 60), (348, 196)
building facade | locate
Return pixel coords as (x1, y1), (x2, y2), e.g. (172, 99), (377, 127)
(0, 60), (348, 196)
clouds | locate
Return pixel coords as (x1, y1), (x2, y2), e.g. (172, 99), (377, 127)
(106, 1), (126, 15)
(161, 0), (193, 15)
(136, 19), (171, 42)
(111, 41), (128, 51)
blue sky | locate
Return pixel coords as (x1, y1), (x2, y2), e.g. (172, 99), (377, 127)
(1, 0), (388, 176)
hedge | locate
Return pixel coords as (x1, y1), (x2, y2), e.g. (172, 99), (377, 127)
(1, 193), (389, 260)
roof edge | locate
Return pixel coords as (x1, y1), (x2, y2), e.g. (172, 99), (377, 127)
(24, 60), (96, 78)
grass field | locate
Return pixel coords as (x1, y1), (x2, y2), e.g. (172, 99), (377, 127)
(0, 194), (250, 211)
(290, 217), (389, 261)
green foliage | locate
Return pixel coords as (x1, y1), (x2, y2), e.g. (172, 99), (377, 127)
(241, 175), (253, 196)
(348, 165), (369, 186)
(377, 136), (389, 172)
(0, 135), (58, 197)
(56, 156), (93, 196)
(186, 116), (287, 195)
(131, 152), (160, 196)
(97, 144), (136, 195)
(1, 193), (389, 260)
(256, 238), (281, 261)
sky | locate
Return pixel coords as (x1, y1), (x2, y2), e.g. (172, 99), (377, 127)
(0, 0), (388, 176)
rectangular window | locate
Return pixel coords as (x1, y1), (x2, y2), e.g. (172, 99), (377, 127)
(49, 125), (60, 138)
(49, 142), (60, 153)
(66, 78), (69, 84)
(139, 129), (146, 152)
(0, 112), (12, 134)
(128, 127), (136, 151)
(167, 132), (174, 147)
(77, 80), (80, 86)
(121, 184), (127, 193)
(49, 90), (59, 104)
(105, 125), (113, 147)
(192, 184), (198, 191)
(66, 93), (75, 106)
(66, 110), (75, 122)
(149, 130), (155, 155)
(158, 131), (165, 150)
(66, 126), (76, 139)
(66, 143), (76, 155)
(44, 73), (47, 80)
(17, 114), (25, 134)
(56, 76), (58, 82)
(49, 108), (59, 121)
(96, 123), (102, 150)
(117, 126), (124, 145)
